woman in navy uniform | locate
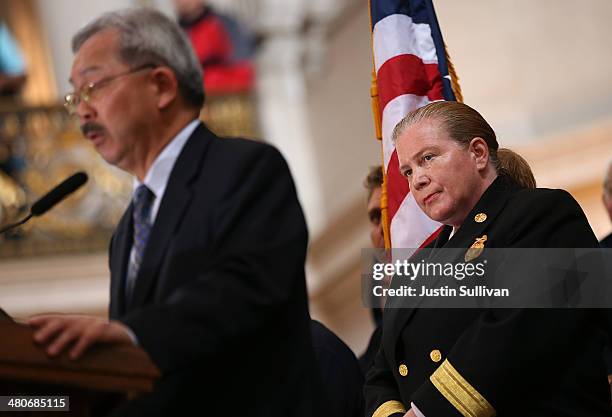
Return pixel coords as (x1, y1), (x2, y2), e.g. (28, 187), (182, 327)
(365, 101), (610, 417)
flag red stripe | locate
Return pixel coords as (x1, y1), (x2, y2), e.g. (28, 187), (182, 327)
(386, 150), (409, 222)
(377, 54), (444, 112)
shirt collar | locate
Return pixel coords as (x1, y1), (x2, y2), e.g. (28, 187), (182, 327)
(133, 119), (200, 199)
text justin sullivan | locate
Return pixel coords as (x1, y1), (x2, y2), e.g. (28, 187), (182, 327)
(373, 285), (509, 297)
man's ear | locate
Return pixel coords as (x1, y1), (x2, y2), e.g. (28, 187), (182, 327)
(150, 67), (178, 109)
(469, 137), (490, 171)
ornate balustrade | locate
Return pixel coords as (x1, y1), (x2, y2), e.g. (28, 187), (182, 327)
(0, 93), (258, 258)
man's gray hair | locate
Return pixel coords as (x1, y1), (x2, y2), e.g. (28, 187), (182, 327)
(72, 8), (204, 108)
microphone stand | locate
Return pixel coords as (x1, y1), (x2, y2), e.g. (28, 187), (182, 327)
(0, 214), (32, 235)
(0, 171), (87, 237)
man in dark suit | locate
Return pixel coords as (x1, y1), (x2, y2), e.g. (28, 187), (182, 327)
(601, 161), (612, 248)
(310, 320), (364, 417)
(359, 166), (384, 375)
(600, 161), (612, 382)
(28, 8), (322, 416)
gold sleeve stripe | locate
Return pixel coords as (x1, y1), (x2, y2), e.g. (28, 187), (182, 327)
(430, 359), (496, 417)
(372, 400), (406, 417)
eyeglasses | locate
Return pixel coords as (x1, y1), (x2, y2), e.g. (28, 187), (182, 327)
(64, 64), (155, 115)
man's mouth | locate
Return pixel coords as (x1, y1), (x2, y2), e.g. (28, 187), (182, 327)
(423, 191), (441, 205)
(81, 123), (106, 143)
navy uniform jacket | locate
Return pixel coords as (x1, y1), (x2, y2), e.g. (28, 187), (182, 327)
(365, 175), (612, 417)
(107, 124), (323, 416)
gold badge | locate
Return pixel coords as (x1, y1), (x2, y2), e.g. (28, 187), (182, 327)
(398, 364), (408, 377)
(465, 235), (487, 262)
(474, 213), (487, 223)
(430, 349), (442, 363)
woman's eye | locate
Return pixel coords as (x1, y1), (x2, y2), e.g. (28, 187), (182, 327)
(423, 154), (434, 162)
(403, 169), (412, 178)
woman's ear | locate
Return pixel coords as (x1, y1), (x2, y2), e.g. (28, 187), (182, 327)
(469, 137), (490, 171)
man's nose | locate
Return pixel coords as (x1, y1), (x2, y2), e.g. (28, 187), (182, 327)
(76, 99), (96, 123)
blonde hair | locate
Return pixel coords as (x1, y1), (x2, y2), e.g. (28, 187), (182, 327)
(392, 101), (536, 188)
(497, 148), (536, 189)
(392, 101), (501, 170)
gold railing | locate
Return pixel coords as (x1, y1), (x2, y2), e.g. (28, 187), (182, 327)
(0, 93), (259, 258)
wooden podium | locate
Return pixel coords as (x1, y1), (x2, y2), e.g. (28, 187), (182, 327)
(0, 320), (159, 416)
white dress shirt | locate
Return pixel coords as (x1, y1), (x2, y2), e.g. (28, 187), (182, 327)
(132, 119), (200, 223)
(124, 119), (199, 344)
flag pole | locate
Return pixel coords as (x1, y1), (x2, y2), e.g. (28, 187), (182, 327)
(368, 0), (391, 250)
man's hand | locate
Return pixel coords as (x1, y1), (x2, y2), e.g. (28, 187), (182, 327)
(28, 314), (134, 360)
(404, 409), (417, 417)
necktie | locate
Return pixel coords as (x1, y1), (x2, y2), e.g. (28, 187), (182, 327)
(125, 184), (154, 304)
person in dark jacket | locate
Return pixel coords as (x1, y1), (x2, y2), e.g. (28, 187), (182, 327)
(600, 161), (612, 248)
(311, 320), (364, 417)
(365, 101), (611, 417)
(360, 165), (385, 375)
(27, 8), (322, 416)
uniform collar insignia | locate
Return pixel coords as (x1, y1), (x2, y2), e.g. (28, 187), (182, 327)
(465, 234), (487, 262)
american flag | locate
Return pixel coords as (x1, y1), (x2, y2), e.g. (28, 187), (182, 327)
(370, 0), (462, 249)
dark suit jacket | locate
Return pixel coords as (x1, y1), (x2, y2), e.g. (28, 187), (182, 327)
(365, 175), (612, 417)
(107, 124), (322, 416)
(601, 233), (612, 373)
(359, 324), (382, 376)
(601, 232), (612, 248)
(310, 320), (364, 417)
(360, 268), (384, 375)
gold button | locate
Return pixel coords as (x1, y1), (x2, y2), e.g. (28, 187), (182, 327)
(398, 363), (408, 377)
(474, 213), (487, 223)
(430, 349), (442, 363)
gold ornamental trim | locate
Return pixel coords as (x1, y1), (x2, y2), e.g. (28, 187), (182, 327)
(430, 359), (496, 417)
(372, 400), (406, 417)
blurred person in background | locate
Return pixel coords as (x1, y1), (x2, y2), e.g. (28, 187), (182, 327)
(0, 19), (27, 224)
(360, 165), (385, 375)
(600, 161), (612, 248)
(0, 19), (26, 99)
(600, 161), (612, 388)
(0, 19), (27, 182)
(173, 0), (256, 94)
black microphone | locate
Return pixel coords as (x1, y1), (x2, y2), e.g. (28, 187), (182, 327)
(0, 172), (88, 235)
(30, 172), (88, 216)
